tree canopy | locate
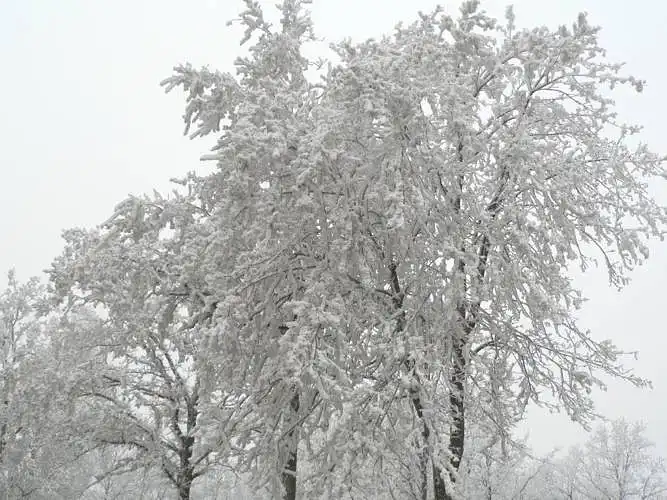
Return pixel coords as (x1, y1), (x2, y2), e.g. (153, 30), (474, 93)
(8, 1), (667, 499)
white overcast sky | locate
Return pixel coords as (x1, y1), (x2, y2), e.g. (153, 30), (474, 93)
(1, 0), (666, 457)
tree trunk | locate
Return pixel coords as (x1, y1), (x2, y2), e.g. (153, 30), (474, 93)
(440, 305), (470, 500)
(433, 463), (448, 500)
(389, 263), (447, 500)
(449, 336), (466, 474)
(281, 393), (300, 500)
(418, 439), (429, 500)
(172, 389), (198, 500)
(177, 436), (195, 500)
(411, 393), (449, 500)
(438, 148), (469, 500)
(178, 476), (192, 500)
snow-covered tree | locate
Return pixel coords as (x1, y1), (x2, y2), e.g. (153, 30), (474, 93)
(0, 271), (94, 499)
(575, 419), (665, 499)
(126, 1), (667, 498)
(547, 445), (589, 500)
(459, 428), (555, 500)
(48, 188), (250, 500)
(0, 270), (44, 496)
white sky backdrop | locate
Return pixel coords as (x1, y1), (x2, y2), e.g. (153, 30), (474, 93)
(1, 0), (666, 458)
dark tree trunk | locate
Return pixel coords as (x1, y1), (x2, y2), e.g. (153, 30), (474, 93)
(410, 395), (430, 500)
(439, 152), (504, 497)
(449, 335), (466, 476)
(389, 263), (446, 500)
(411, 393), (448, 500)
(439, 162), (470, 500)
(277, 319), (300, 500)
(440, 296), (471, 500)
(178, 475), (192, 500)
(281, 393), (300, 500)
(178, 433), (195, 500)
(171, 389), (199, 500)
(434, 464), (448, 500)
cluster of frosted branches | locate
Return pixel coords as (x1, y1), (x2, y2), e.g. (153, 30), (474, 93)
(47, 1), (666, 499)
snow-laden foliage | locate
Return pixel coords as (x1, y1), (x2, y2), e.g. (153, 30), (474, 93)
(47, 1), (667, 499)
(48, 187), (247, 499)
(0, 271), (93, 499)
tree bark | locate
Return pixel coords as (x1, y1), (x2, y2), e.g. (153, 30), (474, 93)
(438, 146), (472, 500)
(176, 432), (195, 500)
(281, 393), (300, 500)
(276, 318), (301, 500)
(434, 464), (448, 500)
(411, 393), (448, 500)
(388, 263), (448, 500)
(171, 388), (198, 500)
(178, 476), (192, 500)
(449, 334), (466, 479)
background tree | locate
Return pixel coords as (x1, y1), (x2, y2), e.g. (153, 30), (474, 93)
(0, 270), (44, 497)
(460, 428), (554, 500)
(578, 419), (665, 499)
(548, 445), (589, 500)
(49, 190), (248, 500)
(0, 271), (93, 499)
